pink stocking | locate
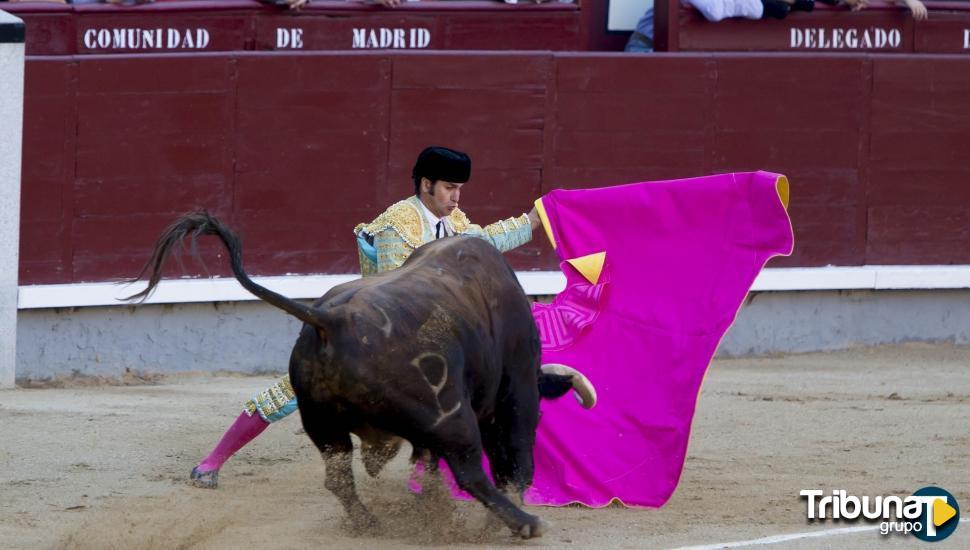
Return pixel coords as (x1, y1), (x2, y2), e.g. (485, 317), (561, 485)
(196, 411), (269, 472)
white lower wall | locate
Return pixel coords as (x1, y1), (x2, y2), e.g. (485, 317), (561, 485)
(15, 287), (970, 380)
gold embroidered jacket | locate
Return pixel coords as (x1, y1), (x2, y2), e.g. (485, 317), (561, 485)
(354, 195), (533, 275)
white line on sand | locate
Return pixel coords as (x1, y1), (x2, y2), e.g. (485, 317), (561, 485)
(672, 518), (968, 549)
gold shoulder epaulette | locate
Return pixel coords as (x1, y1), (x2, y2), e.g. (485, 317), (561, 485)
(449, 208), (471, 234)
(357, 200), (424, 248)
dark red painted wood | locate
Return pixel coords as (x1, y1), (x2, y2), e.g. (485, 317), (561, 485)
(656, 0), (678, 51)
(868, 206), (970, 264)
(711, 56), (871, 266)
(75, 13), (252, 54)
(867, 56), (970, 264)
(70, 211), (237, 281)
(9, 0), (970, 56)
(387, 54), (551, 180)
(388, 53), (551, 268)
(441, 13), (580, 50)
(667, 0), (970, 54)
(77, 53), (233, 92)
(19, 59), (77, 284)
(254, 14), (444, 51)
(16, 52), (970, 285)
(582, 0), (631, 52)
(0, 4), (73, 55)
(251, 11), (580, 52)
(659, 0), (970, 53)
(914, 11), (970, 53)
(232, 54), (391, 275)
(7, 0), (580, 55)
(18, 12), (75, 56)
(551, 55), (717, 185)
(678, 4), (915, 52)
(69, 56), (236, 280)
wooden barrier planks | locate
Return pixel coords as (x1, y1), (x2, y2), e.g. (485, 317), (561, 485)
(17, 52), (970, 284)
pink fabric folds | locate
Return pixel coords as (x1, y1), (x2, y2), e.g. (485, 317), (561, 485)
(532, 278), (608, 351)
(525, 171), (793, 508)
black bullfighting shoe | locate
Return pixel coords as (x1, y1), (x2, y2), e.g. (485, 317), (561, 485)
(190, 466), (219, 489)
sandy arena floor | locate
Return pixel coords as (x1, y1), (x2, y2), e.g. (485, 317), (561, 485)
(1, 343), (968, 549)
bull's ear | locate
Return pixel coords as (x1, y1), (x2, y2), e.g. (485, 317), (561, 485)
(316, 327), (329, 349)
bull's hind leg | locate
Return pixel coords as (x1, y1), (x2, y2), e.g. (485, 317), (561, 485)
(304, 427), (379, 533)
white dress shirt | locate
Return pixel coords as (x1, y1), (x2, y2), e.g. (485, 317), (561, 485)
(417, 198), (453, 239)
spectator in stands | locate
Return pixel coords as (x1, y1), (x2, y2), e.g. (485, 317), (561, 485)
(258, 0), (422, 8)
(679, 0), (870, 23)
(786, 0), (866, 13)
(74, 1), (155, 4)
(624, 0), (781, 54)
(0, 0), (152, 3)
(625, 6), (655, 52)
(786, 0), (925, 19)
(260, 0), (310, 8)
(625, 0), (921, 52)
(350, 0), (565, 6)
(898, 0), (928, 19)
(357, 0), (423, 6)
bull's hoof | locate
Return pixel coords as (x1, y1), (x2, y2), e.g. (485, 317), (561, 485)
(190, 466), (219, 489)
(347, 510), (382, 535)
(514, 517), (549, 539)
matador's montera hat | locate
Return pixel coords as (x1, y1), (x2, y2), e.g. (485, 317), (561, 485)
(412, 146), (472, 184)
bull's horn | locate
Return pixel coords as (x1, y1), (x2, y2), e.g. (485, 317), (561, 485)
(541, 363), (597, 409)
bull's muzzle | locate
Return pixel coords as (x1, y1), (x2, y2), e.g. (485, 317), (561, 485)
(540, 364), (597, 409)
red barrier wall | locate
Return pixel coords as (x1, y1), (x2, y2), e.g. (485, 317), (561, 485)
(18, 52), (970, 285)
(9, 0), (970, 58)
(668, 0), (970, 53)
(4, 1), (583, 55)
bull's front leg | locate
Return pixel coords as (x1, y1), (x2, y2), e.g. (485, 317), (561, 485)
(484, 403), (541, 494)
(321, 435), (379, 533)
(443, 448), (547, 539)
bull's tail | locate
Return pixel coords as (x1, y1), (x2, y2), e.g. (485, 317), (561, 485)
(123, 211), (328, 330)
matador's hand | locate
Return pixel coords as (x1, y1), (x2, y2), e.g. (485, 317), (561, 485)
(528, 207), (542, 231)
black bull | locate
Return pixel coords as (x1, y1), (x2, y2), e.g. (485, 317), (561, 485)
(127, 212), (596, 538)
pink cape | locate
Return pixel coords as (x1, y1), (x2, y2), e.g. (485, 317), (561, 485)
(525, 171), (793, 507)
(426, 172), (792, 508)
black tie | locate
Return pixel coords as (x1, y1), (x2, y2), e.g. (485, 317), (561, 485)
(436, 220), (444, 239)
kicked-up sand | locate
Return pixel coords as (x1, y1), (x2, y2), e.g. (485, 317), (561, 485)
(1, 343), (967, 549)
